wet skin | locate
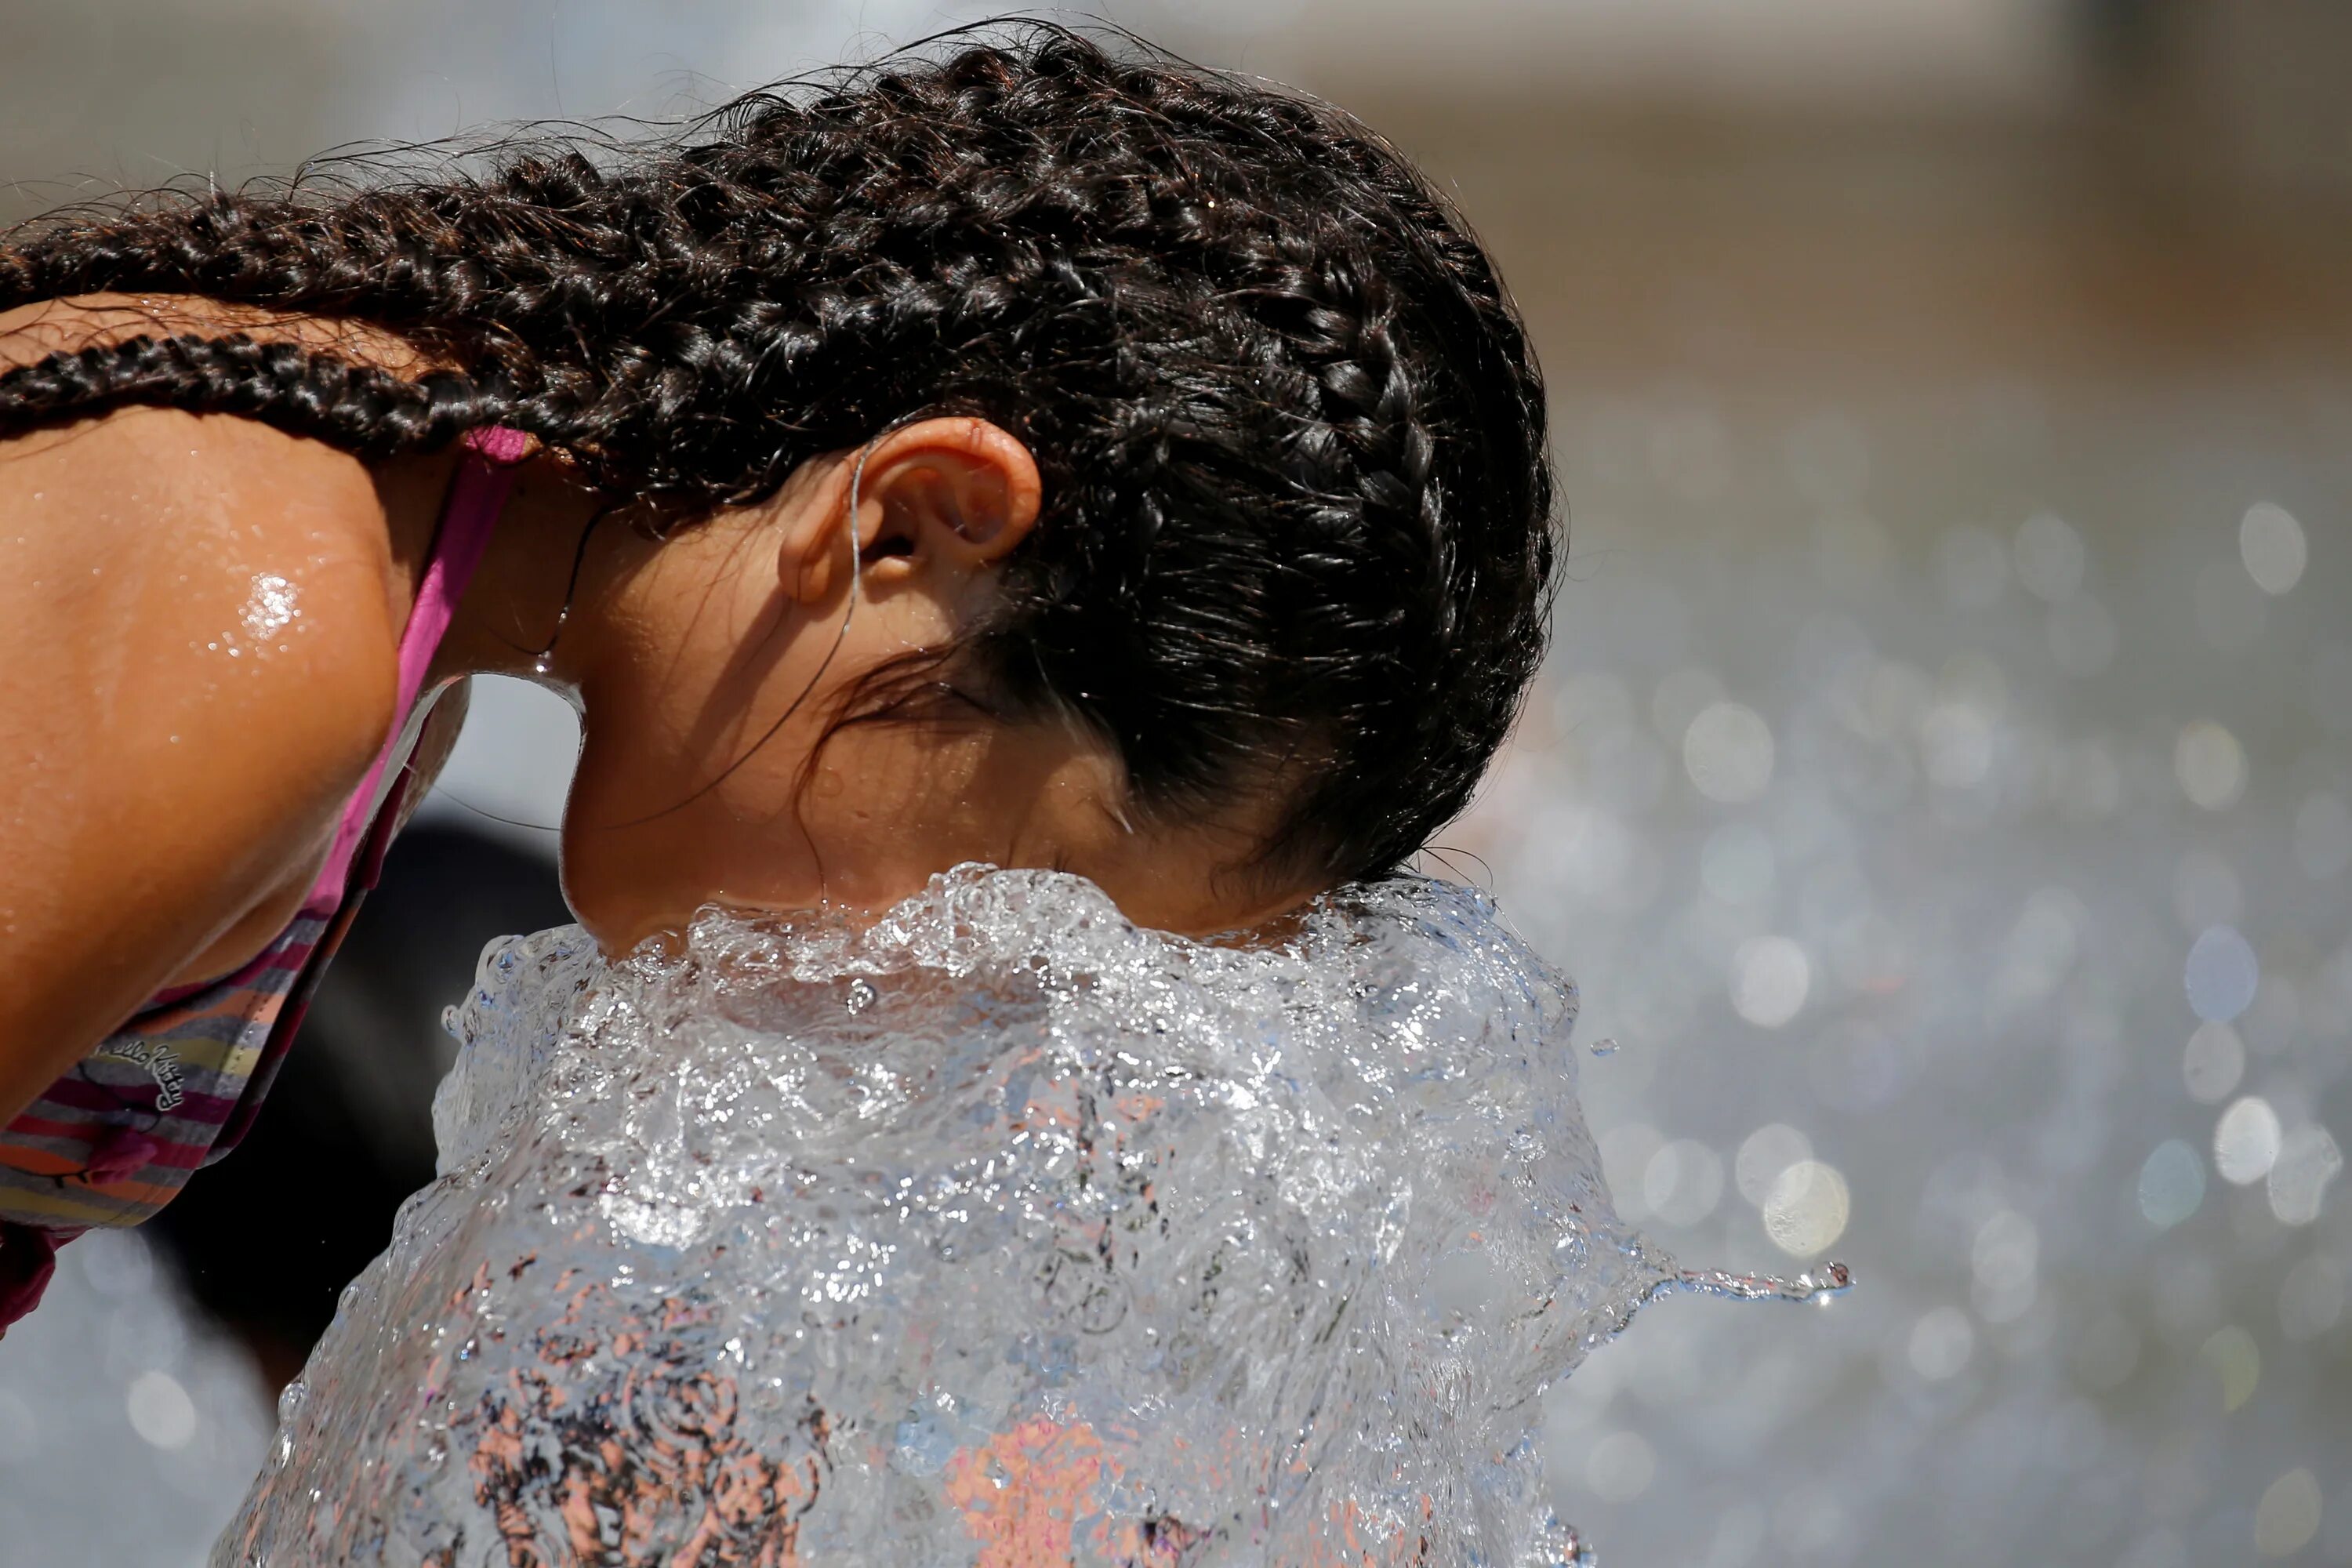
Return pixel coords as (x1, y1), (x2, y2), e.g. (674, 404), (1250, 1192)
(0, 295), (1315, 1119)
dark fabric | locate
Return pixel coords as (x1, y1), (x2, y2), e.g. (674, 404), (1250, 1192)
(0, 1218), (60, 1335)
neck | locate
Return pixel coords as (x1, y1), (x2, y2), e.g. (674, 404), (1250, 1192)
(431, 455), (616, 691)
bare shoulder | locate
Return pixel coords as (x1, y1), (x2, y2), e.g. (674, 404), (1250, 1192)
(0, 357), (408, 1028)
(0, 394), (404, 713)
(0, 292), (451, 1084)
(0, 292), (424, 722)
(0, 292), (455, 661)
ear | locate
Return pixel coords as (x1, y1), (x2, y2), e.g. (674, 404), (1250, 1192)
(775, 418), (1042, 606)
(851, 417), (1043, 581)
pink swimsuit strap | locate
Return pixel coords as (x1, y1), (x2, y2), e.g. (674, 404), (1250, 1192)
(304, 424), (532, 911)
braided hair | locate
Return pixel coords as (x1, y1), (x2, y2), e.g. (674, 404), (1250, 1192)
(0, 23), (1555, 890)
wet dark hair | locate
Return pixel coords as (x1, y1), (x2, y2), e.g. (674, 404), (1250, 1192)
(0, 23), (1555, 890)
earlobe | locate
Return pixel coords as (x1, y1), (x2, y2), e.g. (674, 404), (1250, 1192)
(772, 459), (857, 604)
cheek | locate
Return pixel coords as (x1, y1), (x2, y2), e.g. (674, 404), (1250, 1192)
(789, 727), (1007, 881)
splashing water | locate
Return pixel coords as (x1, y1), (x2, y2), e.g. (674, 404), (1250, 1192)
(216, 867), (1839, 1566)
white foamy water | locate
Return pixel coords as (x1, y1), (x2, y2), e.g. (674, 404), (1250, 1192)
(215, 868), (1758, 1566)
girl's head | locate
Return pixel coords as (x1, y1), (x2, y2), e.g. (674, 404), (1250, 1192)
(0, 25), (1555, 944)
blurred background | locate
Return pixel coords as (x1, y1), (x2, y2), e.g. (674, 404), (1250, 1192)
(2, 2), (2347, 1563)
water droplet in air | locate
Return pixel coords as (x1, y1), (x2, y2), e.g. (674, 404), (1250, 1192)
(1669, 1258), (1853, 1306)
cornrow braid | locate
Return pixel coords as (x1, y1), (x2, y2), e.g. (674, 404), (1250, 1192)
(0, 21), (1557, 888)
(0, 333), (503, 456)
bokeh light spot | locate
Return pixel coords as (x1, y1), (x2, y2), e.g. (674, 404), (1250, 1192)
(2278, 1254), (2347, 1343)
(2175, 721), (2247, 810)
(2045, 594), (2118, 677)
(2314, 643), (2352, 734)
(1585, 1429), (1657, 1504)
(1918, 702), (1994, 789)
(2013, 510), (2085, 603)
(1650, 666), (1726, 743)
(1643, 1138), (1726, 1228)
(1972, 1210), (2038, 1291)
(2138, 1140), (2205, 1229)
(1971, 1209), (2040, 1323)
(2252, 1468), (2321, 1558)
(2215, 1097), (2284, 1186)
(1731, 937), (1811, 1028)
(1684, 701), (1775, 804)
(2182, 1022), (2245, 1105)
(2050, 739), (2122, 819)
(1762, 1159), (1849, 1258)
(1736, 1123), (1814, 1207)
(2200, 1324), (2260, 1413)
(2185, 926), (2260, 1022)
(125, 1370), (196, 1450)
(2239, 503), (2308, 597)
(1598, 1123), (1665, 1224)
(1906, 1306), (1973, 1381)
(2267, 1125), (2343, 1225)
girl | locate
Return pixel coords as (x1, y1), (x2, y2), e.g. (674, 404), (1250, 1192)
(0, 26), (1555, 1330)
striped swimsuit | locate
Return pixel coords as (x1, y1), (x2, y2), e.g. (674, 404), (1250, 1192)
(0, 426), (530, 1333)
